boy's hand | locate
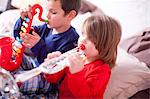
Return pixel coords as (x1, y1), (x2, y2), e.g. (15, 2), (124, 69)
(20, 31), (41, 48)
(20, 5), (32, 19)
(66, 53), (85, 74)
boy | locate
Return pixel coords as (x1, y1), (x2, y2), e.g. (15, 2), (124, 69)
(13, 0), (81, 98)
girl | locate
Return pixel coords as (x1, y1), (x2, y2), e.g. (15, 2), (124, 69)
(44, 15), (122, 99)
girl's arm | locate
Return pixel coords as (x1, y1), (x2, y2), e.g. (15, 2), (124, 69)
(44, 68), (66, 83)
(67, 64), (111, 97)
(44, 51), (66, 83)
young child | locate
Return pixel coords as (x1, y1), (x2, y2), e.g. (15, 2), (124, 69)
(44, 15), (122, 98)
(13, 0), (81, 98)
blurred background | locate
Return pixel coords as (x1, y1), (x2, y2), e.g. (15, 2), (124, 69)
(0, 0), (150, 39)
(0, 0), (149, 98)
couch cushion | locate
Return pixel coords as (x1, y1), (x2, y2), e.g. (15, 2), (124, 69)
(104, 48), (150, 99)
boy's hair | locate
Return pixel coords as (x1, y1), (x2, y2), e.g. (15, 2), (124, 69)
(49, 0), (81, 15)
(82, 15), (122, 68)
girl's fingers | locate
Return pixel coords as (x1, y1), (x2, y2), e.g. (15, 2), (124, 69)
(47, 51), (61, 59)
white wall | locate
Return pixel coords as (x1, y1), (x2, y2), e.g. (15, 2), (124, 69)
(86, 0), (150, 39)
(1, 0), (150, 40)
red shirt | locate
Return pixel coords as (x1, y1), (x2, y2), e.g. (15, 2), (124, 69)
(44, 59), (111, 99)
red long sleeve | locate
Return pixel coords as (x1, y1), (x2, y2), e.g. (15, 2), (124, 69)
(59, 60), (111, 99)
(44, 60), (111, 99)
(44, 68), (66, 83)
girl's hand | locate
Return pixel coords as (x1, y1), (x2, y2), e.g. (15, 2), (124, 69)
(20, 31), (41, 48)
(20, 5), (32, 19)
(45, 51), (62, 61)
(67, 52), (85, 74)
(44, 51), (62, 70)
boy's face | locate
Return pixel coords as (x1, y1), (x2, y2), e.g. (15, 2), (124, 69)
(46, 0), (69, 29)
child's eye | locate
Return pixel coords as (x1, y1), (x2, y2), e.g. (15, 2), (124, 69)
(49, 10), (57, 14)
(52, 12), (57, 14)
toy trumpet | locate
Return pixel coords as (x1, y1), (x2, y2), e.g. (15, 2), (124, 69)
(15, 44), (86, 82)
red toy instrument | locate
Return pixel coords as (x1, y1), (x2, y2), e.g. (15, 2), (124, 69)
(0, 37), (24, 71)
(20, 4), (48, 35)
(0, 4), (48, 71)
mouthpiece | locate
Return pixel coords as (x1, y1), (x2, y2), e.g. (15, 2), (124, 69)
(79, 44), (86, 50)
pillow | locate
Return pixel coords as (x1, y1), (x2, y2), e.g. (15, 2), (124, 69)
(104, 48), (150, 99)
(11, 0), (47, 8)
(0, 9), (20, 37)
(0, 0), (9, 11)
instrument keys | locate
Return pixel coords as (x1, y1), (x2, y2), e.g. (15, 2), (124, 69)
(21, 26), (27, 33)
(24, 17), (30, 22)
(22, 22), (28, 28)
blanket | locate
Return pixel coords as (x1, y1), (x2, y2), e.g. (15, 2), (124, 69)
(120, 27), (150, 68)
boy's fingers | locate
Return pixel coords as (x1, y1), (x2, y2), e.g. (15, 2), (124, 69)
(23, 33), (35, 40)
(26, 43), (31, 48)
(28, 5), (32, 17)
(27, 12), (32, 19)
(32, 31), (36, 35)
(32, 31), (39, 36)
(31, 32), (41, 39)
(28, 5), (32, 9)
(20, 8), (27, 19)
(21, 33), (30, 39)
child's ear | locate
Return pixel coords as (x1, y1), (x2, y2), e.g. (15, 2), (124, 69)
(67, 10), (77, 20)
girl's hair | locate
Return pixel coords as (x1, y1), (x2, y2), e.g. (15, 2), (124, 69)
(50, 0), (81, 15)
(82, 15), (122, 68)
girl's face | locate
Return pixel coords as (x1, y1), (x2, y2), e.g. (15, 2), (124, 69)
(46, 0), (69, 30)
(78, 32), (99, 60)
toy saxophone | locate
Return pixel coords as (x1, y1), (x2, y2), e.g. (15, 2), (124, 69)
(0, 4), (48, 71)
(15, 44), (86, 83)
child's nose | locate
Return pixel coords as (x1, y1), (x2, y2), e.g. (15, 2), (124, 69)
(47, 15), (50, 19)
(47, 13), (51, 19)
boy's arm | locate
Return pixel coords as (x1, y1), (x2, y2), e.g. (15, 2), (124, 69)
(30, 37), (47, 57)
(31, 41), (74, 65)
(32, 33), (78, 64)
(30, 26), (48, 64)
(60, 41), (78, 53)
(13, 17), (23, 38)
